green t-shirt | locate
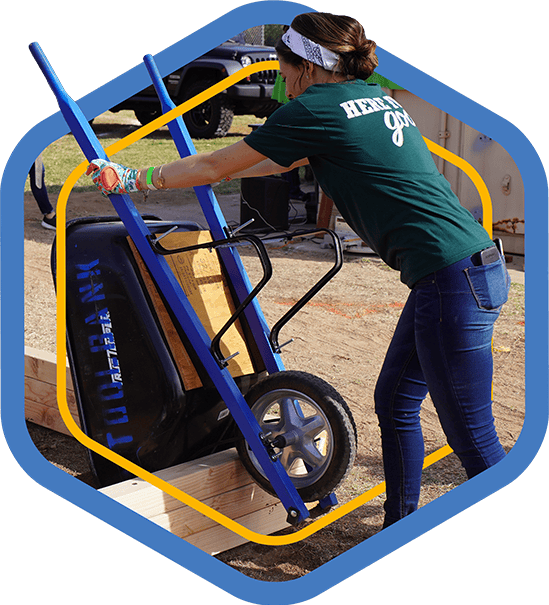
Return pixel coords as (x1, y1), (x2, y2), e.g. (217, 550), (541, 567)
(245, 79), (492, 287)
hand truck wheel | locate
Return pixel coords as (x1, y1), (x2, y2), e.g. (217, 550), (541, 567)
(236, 371), (357, 503)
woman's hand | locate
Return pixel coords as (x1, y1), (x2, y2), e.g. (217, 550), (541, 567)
(85, 140), (277, 195)
(86, 159), (141, 196)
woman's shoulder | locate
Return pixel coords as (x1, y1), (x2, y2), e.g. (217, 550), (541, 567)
(302, 79), (381, 102)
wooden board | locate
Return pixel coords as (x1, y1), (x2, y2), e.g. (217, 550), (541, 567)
(128, 238), (203, 391)
(100, 448), (290, 555)
(152, 230), (256, 376)
(24, 346), (80, 435)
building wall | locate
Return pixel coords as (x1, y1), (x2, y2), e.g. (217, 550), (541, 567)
(389, 89), (525, 256)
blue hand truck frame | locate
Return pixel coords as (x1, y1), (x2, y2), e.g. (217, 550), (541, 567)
(30, 42), (344, 525)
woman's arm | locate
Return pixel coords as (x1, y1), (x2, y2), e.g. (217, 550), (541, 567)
(228, 156), (309, 180)
(87, 140), (310, 195)
(137, 139), (261, 189)
(139, 140), (308, 190)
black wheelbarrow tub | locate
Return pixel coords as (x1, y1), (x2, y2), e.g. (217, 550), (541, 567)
(53, 216), (262, 487)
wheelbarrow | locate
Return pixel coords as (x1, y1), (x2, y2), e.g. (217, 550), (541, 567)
(30, 42), (357, 525)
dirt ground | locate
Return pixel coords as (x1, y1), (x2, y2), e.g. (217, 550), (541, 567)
(23, 184), (525, 582)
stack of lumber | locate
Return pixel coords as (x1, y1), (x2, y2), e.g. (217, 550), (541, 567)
(24, 346), (80, 435)
(24, 347), (289, 554)
(100, 449), (289, 555)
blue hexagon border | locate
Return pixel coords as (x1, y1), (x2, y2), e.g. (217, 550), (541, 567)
(1, 2), (547, 603)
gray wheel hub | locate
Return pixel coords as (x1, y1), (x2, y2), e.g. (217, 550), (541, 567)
(246, 389), (335, 488)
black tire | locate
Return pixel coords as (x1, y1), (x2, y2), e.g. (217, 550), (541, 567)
(134, 107), (162, 126)
(181, 80), (234, 139)
(236, 371), (357, 502)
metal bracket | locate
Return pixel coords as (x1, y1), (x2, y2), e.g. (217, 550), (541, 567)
(308, 492), (339, 519)
(265, 228), (343, 354)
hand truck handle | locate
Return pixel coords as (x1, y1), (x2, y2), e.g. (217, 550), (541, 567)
(267, 228), (343, 353)
(150, 231), (274, 368)
(29, 42), (108, 163)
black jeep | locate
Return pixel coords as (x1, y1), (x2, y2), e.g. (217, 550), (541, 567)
(110, 39), (282, 138)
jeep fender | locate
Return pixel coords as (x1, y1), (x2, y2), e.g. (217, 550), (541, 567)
(175, 58), (245, 100)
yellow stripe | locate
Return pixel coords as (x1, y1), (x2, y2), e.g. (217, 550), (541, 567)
(55, 65), (486, 544)
(423, 137), (492, 237)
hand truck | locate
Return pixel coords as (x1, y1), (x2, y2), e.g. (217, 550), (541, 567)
(30, 42), (357, 526)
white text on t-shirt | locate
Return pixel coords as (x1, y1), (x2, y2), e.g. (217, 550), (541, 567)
(339, 95), (416, 147)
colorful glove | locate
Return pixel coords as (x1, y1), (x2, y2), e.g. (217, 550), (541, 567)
(86, 159), (141, 196)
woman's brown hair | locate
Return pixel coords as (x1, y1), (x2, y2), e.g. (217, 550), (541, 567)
(275, 13), (378, 80)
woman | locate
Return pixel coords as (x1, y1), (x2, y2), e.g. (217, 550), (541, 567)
(87, 12), (509, 528)
(29, 154), (56, 230)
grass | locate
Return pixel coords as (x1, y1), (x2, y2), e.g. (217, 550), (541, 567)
(28, 110), (265, 196)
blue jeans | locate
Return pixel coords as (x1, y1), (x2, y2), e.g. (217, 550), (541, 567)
(374, 251), (510, 527)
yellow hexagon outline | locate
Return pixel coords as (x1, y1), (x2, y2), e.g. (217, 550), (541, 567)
(54, 61), (491, 546)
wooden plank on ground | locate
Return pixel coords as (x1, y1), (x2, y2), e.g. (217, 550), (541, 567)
(25, 346), (72, 387)
(100, 448), (290, 555)
(24, 346), (80, 435)
(25, 349), (291, 553)
(185, 502), (289, 555)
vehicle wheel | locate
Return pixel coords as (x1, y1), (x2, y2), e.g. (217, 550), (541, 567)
(181, 80), (234, 139)
(236, 371), (357, 502)
(135, 107), (162, 126)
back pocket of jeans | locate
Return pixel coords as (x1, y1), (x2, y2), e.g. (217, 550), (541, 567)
(464, 260), (510, 310)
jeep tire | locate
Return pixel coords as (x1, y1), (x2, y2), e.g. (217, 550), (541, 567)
(134, 107), (162, 126)
(181, 79), (234, 139)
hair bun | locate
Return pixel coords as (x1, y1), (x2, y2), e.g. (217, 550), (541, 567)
(295, 13), (379, 79)
(338, 37), (378, 80)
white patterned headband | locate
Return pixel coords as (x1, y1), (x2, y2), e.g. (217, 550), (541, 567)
(281, 27), (341, 71)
